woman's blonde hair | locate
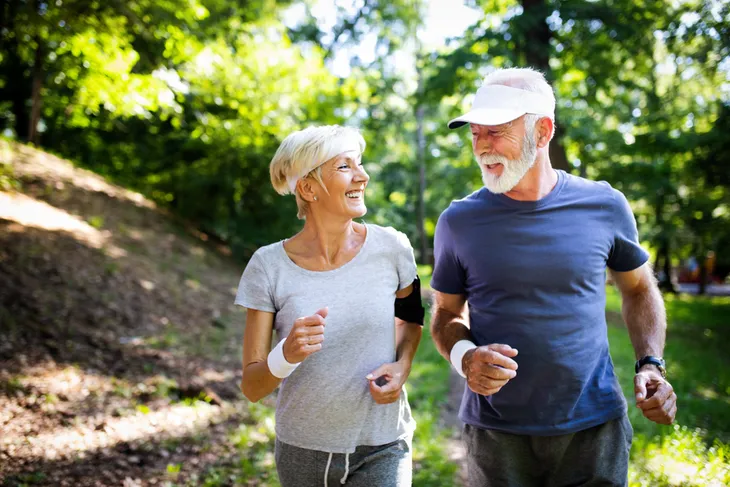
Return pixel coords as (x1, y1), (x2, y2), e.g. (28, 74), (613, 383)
(270, 125), (366, 219)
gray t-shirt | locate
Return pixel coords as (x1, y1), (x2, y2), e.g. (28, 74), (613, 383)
(235, 224), (418, 453)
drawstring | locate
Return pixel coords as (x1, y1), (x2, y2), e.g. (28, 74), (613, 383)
(340, 453), (350, 484)
(324, 452), (333, 487)
(323, 452), (350, 486)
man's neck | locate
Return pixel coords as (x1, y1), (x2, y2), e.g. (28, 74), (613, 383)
(503, 152), (558, 202)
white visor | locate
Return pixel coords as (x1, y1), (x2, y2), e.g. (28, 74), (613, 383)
(447, 85), (555, 129)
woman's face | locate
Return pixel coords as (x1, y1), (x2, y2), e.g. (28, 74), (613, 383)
(315, 150), (369, 219)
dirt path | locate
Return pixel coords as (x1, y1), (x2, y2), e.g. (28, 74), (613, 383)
(443, 370), (468, 487)
(422, 287), (468, 486)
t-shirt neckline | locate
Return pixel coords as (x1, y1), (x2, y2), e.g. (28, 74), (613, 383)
(278, 222), (370, 276)
(483, 169), (567, 209)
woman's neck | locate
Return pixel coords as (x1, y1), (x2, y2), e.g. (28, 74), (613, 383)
(288, 216), (365, 269)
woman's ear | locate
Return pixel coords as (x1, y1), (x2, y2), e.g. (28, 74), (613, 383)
(298, 178), (319, 203)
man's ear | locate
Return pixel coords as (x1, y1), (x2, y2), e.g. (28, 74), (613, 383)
(536, 117), (555, 148)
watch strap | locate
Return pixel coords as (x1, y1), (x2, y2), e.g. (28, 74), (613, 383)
(635, 355), (666, 376)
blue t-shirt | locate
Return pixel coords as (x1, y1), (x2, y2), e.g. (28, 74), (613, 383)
(431, 170), (649, 436)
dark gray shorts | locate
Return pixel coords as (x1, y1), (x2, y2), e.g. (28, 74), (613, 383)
(463, 415), (633, 487)
(275, 436), (412, 487)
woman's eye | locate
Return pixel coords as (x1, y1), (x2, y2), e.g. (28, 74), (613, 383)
(338, 164), (349, 169)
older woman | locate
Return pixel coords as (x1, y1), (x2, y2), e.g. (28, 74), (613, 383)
(235, 125), (424, 487)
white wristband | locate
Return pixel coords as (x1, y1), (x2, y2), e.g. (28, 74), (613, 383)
(267, 338), (299, 379)
(450, 340), (477, 379)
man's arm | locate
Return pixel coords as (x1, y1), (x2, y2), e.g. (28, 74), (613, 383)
(610, 263), (666, 359)
(429, 290), (471, 362)
(610, 263), (677, 424)
(430, 290), (518, 396)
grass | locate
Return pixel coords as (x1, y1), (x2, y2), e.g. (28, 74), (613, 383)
(178, 403), (280, 487)
(605, 286), (730, 486)
(409, 319), (460, 486)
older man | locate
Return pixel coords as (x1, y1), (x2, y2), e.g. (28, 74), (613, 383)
(430, 67), (677, 487)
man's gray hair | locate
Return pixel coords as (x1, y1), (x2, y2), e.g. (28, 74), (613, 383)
(483, 68), (556, 137)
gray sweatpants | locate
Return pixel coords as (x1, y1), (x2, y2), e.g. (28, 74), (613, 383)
(275, 436), (412, 487)
(463, 415), (633, 487)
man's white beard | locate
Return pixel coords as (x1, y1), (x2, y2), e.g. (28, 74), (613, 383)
(477, 125), (538, 194)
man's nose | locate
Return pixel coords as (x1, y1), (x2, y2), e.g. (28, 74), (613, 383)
(473, 134), (492, 154)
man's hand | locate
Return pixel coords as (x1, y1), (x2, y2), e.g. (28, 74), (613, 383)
(463, 344), (518, 396)
(635, 366), (677, 425)
(282, 308), (327, 364)
(366, 360), (410, 405)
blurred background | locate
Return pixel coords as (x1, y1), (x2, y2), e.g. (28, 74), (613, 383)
(0, 0), (728, 486)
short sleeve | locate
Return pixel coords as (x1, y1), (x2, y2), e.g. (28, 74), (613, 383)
(392, 229), (418, 290)
(234, 252), (277, 312)
(606, 189), (650, 272)
(431, 210), (467, 294)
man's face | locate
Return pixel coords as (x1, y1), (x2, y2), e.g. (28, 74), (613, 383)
(471, 116), (538, 194)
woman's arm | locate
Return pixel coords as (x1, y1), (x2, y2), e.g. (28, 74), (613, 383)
(240, 307), (328, 403)
(240, 308), (281, 403)
(395, 283), (423, 369)
(367, 282), (423, 404)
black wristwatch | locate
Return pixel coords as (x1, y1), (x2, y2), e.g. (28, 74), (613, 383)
(635, 356), (666, 378)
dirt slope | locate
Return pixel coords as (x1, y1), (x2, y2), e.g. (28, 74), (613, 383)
(0, 140), (269, 486)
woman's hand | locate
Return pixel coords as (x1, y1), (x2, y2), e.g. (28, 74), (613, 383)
(366, 360), (410, 404)
(282, 307), (327, 364)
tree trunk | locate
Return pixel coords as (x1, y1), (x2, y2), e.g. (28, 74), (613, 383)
(518, 0), (571, 172)
(0, 1), (7, 41)
(28, 38), (43, 145)
(654, 192), (677, 293)
(9, 48), (30, 141)
(662, 249), (673, 293)
(415, 66), (429, 266)
(698, 255), (707, 295)
(2, 0), (30, 140)
(656, 238), (677, 294)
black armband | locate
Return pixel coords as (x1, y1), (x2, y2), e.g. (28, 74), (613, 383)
(395, 276), (425, 326)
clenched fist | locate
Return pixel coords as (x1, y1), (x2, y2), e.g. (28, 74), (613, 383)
(463, 344), (519, 396)
(283, 307), (327, 364)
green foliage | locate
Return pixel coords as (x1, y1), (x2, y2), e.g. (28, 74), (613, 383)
(1, 0), (727, 273)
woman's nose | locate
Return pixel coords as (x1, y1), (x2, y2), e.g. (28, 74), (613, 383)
(355, 165), (369, 183)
